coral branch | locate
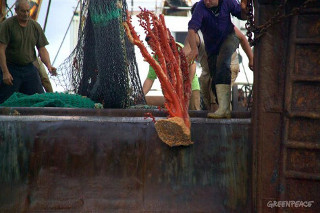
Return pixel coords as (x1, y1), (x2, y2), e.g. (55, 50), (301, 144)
(123, 10), (192, 146)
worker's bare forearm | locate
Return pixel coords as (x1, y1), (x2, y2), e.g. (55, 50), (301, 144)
(186, 29), (199, 62)
(0, 43), (13, 85)
(188, 29), (198, 53)
(0, 57), (9, 74)
(38, 46), (57, 75)
(240, 39), (253, 61)
(38, 47), (52, 68)
(0, 44), (9, 74)
(189, 63), (196, 83)
(234, 27), (253, 61)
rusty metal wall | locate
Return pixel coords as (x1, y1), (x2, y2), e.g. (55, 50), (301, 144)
(253, 0), (320, 212)
(0, 111), (251, 212)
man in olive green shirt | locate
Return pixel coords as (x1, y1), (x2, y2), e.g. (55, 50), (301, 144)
(0, 0), (56, 103)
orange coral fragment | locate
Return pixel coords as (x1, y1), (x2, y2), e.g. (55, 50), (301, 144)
(123, 9), (192, 146)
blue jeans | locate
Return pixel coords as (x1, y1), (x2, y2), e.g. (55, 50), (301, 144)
(208, 30), (239, 86)
(0, 63), (44, 104)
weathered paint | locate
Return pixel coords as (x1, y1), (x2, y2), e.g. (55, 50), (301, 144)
(0, 109), (252, 212)
(253, 1), (320, 212)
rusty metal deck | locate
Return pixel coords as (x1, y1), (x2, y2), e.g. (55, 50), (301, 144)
(0, 108), (251, 212)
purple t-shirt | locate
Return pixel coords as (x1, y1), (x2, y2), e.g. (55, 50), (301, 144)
(188, 0), (242, 56)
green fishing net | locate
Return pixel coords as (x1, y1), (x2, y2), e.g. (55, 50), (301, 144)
(0, 92), (103, 108)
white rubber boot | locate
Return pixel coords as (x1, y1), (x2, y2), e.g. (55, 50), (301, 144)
(207, 84), (231, 119)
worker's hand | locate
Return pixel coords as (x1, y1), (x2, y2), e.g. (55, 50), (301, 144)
(2, 72), (13, 86)
(186, 49), (198, 65)
(48, 66), (57, 76)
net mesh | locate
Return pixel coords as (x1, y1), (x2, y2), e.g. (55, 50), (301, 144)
(0, 92), (102, 108)
(51, 0), (146, 108)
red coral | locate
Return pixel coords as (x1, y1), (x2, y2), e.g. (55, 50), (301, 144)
(123, 9), (191, 129)
(144, 112), (156, 123)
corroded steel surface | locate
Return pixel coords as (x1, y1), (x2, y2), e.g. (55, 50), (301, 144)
(253, 1), (320, 212)
(0, 107), (251, 118)
(0, 110), (251, 212)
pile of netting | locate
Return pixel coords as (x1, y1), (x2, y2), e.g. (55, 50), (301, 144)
(0, 92), (103, 108)
(51, 0), (145, 108)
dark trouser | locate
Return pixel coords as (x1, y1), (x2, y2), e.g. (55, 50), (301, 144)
(0, 63), (44, 104)
(207, 30), (239, 97)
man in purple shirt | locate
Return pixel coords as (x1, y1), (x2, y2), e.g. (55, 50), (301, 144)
(186, 0), (247, 118)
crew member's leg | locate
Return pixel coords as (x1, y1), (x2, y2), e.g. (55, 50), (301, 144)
(207, 53), (217, 102)
(34, 58), (54, 92)
(208, 31), (239, 118)
(0, 64), (23, 104)
(230, 52), (240, 86)
(189, 89), (200, 110)
(199, 59), (218, 111)
(20, 63), (45, 95)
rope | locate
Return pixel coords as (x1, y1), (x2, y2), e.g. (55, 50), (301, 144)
(43, 0), (52, 32)
(0, 2), (15, 21)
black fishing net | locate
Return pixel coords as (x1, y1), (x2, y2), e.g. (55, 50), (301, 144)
(52, 0), (146, 108)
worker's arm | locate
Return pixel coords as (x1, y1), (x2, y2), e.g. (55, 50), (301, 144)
(38, 46), (57, 76)
(234, 27), (253, 71)
(142, 78), (155, 95)
(185, 29), (199, 64)
(182, 38), (191, 57)
(0, 43), (13, 85)
(183, 31), (201, 59)
(240, 0), (248, 20)
(189, 62), (196, 85)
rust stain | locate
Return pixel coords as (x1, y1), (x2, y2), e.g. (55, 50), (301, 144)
(300, 48), (320, 65)
(296, 97), (305, 106)
(289, 151), (317, 172)
(311, 21), (320, 36)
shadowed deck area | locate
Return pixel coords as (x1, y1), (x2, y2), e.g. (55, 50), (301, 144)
(0, 108), (251, 212)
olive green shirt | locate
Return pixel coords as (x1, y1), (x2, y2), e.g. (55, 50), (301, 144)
(0, 16), (48, 65)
